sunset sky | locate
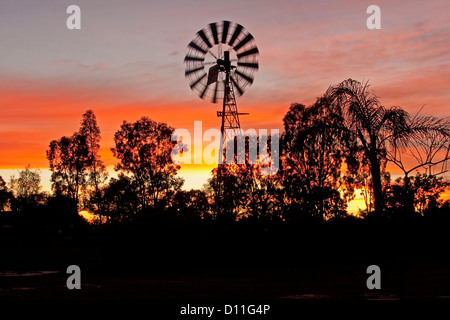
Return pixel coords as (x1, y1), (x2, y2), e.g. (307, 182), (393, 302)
(1, 0), (449, 211)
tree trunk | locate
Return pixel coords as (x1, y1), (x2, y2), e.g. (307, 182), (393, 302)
(369, 154), (384, 215)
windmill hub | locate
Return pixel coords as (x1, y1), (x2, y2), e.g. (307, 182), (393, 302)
(216, 58), (231, 71)
(216, 51), (234, 72)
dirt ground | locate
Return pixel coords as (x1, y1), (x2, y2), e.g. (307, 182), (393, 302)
(1, 260), (450, 300)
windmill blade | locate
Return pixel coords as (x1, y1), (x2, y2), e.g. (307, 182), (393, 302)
(199, 84), (208, 99)
(207, 49), (218, 60)
(230, 76), (244, 96)
(209, 22), (219, 45)
(237, 61), (259, 69)
(236, 47), (259, 59)
(212, 81), (219, 103)
(235, 70), (254, 84)
(188, 41), (207, 54)
(221, 20), (230, 44)
(233, 33), (254, 52)
(190, 73), (207, 89)
(184, 55), (205, 62)
(228, 24), (243, 46)
(197, 29), (212, 48)
(185, 66), (204, 76)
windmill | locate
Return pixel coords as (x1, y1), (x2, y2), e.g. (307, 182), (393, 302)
(184, 21), (259, 218)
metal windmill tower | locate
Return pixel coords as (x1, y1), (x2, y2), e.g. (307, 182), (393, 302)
(184, 21), (259, 218)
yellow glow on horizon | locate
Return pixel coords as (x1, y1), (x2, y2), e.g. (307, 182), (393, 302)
(79, 210), (96, 223)
(347, 198), (367, 215)
(177, 163), (215, 190)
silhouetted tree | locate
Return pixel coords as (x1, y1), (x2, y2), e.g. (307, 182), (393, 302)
(172, 189), (210, 220)
(0, 176), (12, 212)
(47, 132), (90, 204)
(280, 99), (355, 220)
(386, 110), (450, 214)
(9, 165), (45, 210)
(102, 173), (138, 222)
(78, 109), (108, 219)
(325, 79), (410, 215)
(410, 173), (447, 215)
(205, 165), (241, 219)
(205, 134), (282, 221)
(111, 117), (184, 212)
(9, 165), (41, 198)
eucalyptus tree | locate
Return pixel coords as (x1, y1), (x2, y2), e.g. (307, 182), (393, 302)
(78, 110), (108, 218)
(281, 98), (356, 220)
(111, 116), (184, 211)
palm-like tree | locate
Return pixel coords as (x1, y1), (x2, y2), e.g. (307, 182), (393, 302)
(326, 79), (409, 215)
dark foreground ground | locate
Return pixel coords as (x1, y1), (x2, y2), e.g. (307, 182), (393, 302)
(1, 260), (450, 301)
(1, 213), (450, 316)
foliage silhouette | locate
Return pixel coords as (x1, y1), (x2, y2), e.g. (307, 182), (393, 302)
(111, 116), (184, 212)
(78, 110), (108, 220)
(47, 131), (91, 204)
(280, 99), (355, 221)
(9, 165), (41, 198)
(171, 189), (210, 221)
(205, 134), (281, 222)
(385, 173), (449, 217)
(101, 173), (138, 222)
(385, 110), (450, 214)
(0, 176), (12, 212)
(9, 165), (46, 212)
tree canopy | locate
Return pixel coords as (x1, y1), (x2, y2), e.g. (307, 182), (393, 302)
(111, 116), (184, 212)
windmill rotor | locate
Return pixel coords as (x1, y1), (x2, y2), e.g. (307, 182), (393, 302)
(184, 21), (259, 103)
